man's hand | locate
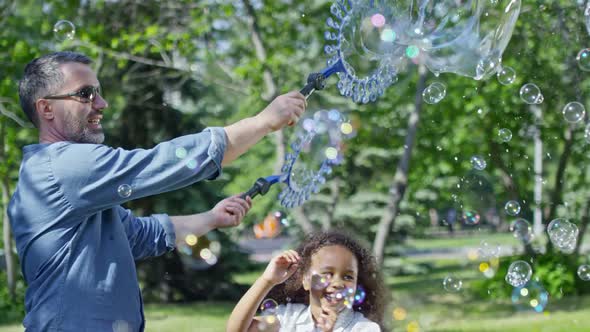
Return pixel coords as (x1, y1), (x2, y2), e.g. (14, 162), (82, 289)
(209, 194), (252, 229)
(316, 305), (338, 332)
(255, 91), (306, 132)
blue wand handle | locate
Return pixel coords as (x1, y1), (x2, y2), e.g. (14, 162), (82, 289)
(240, 175), (281, 200)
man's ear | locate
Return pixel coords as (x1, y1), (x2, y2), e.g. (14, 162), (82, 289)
(36, 99), (54, 121)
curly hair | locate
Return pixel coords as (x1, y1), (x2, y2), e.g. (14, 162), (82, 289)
(267, 230), (388, 329)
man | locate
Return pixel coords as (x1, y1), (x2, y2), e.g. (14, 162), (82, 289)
(8, 51), (306, 331)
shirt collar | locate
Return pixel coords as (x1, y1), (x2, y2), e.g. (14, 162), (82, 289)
(295, 305), (356, 331)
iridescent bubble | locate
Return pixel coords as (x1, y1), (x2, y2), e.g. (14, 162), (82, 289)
(260, 299), (278, 315)
(353, 285), (366, 305)
(325, 147), (339, 160)
(547, 218), (578, 254)
(519, 83), (544, 104)
(340, 122), (353, 135)
(510, 218), (533, 243)
(463, 211), (480, 225)
(370, 13), (386, 27)
(406, 45), (420, 59)
(422, 82), (447, 104)
(175, 147), (187, 159)
(443, 276), (463, 292)
(504, 200), (521, 216)
(117, 184), (132, 198)
(585, 123), (590, 144)
(311, 273), (331, 290)
(476, 55), (501, 80)
(496, 66), (516, 85)
(380, 28), (396, 42)
(498, 128), (512, 142)
(511, 281), (548, 313)
(53, 20), (76, 41)
(505, 260), (532, 287)
(576, 48), (590, 72)
(178, 233), (221, 269)
(478, 240), (501, 259)
(562, 102), (585, 124)
(470, 155), (486, 170)
(578, 265), (590, 281)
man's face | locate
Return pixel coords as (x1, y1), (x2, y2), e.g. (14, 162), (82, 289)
(45, 62), (108, 144)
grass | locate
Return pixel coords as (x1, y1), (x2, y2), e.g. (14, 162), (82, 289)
(2, 231), (589, 332)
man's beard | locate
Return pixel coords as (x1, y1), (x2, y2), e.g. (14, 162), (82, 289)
(64, 115), (105, 144)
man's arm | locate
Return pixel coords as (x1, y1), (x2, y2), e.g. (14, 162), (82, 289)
(170, 195), (252, 245)
(222, 91), (306, 166)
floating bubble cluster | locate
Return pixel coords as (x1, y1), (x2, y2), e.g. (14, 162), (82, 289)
(511, 281), (549, 313)
(510, 218), (533, 243)
(562, 102), (586, 123)
(443, 275), (463, 292)
(498, 128), (512, 142)
(463, 210), (480, 225)
(278, 110), (352, 208)
(497, 66), (516, 85)
(324, 0), (522, 103)
(117, 184), (132, 198)
(547, 218), (578, 254)
(519, 83), (543, 104)
(353, 285), (367, 306)
(504, 200), (521, 216)
(505, 260), (532, 287)
(422, 82), (447, 104)
(53, 20), (76, 41)
(578, 265), (590, 281)
(177, 232), (221, 269)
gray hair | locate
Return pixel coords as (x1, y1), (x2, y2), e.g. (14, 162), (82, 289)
(18, 51), (92, 127)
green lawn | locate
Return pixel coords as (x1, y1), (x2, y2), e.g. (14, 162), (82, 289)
(2, 232), (589, 332)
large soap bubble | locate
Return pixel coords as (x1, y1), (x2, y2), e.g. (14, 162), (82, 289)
(323, 0), (522, 102)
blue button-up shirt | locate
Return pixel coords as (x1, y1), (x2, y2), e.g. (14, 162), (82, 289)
(8, 127), (227, 332)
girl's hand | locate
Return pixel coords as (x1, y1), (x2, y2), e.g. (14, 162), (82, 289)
(261, 250), (300, 285)
(316, 305), (338, 332)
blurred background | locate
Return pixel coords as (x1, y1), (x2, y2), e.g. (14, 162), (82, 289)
(1, 0), (590, 331)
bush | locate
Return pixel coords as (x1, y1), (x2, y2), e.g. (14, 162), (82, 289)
(471, 252), (590, 301)
(0, 271), (26, 325)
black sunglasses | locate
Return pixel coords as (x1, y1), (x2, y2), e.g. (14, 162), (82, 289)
(43, 85), (102, 103)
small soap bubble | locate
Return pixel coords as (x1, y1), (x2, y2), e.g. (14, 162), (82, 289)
(422, 82), (447, 104)
(576, 48), (590, 72)
(498, 128), (512, 142)
(511, 281), (548, 313)
(510, 218), (533, 243)
(520, 83), (544, 104)
(53, 20), (76, 41)
(175, 147), (188, 159)
(547, 218), (578, 254)
(562, 102), (585, 123)
(497, 66), (516, 85)
(117, 184), (132, 198)
(463, 211), (480, 225)
(505, 260), (532, 287)
(443, 276), (463, 292)
(584, 123), (590, 144)
(578, 265), (590, 281)
(405, 45), (420, 58)
(505, 200), (521, 216)
(311, 273), (331, 290)
(260, 299), (278, 315)
(370, 13), (386, 28)
(470, 155), (486, 170)
(478, 240), (501, 259)
(353, 285), (366, 305)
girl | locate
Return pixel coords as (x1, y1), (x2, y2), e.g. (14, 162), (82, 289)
(227, 231), (387, 332)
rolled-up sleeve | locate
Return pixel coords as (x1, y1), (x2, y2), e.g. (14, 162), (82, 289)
(118, 207), (176, 260)
(50, 127), (227, 216)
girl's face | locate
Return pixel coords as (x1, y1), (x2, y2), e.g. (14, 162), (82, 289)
(304, 245), (359, 312)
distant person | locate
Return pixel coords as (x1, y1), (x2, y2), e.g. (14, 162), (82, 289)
(8, 51), (306, 331)
(227, 231), (387, 332)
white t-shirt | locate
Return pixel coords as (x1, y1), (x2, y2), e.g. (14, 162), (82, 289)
(274, 303), (380, 332)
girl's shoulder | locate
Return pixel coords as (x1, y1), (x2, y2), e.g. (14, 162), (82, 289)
(345, 310), (381, 332)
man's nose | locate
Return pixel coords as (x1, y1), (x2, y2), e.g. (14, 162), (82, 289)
(93, 94), (108, 110)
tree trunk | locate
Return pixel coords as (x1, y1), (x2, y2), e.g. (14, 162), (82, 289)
(0, 121), (16, 299)
(575, 201), (590, 255)
(373, 66), (427, 265)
